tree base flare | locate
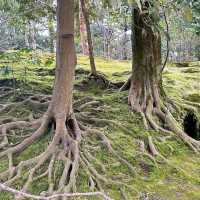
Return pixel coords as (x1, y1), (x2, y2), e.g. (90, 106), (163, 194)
(128, 90), (200, 153)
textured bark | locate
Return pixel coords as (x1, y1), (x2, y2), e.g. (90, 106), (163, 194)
(80, 0), (97, 76)
(50, 0), (76, 118)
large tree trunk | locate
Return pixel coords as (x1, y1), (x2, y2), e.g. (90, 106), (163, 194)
(128, 4), (200, 152)
(80, 0), (97, 76)
(128, 7), (162, 114)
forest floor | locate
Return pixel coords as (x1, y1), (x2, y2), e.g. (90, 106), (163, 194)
(0, 50), (199, 200)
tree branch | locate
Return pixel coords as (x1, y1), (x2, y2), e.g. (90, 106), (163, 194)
(161, 10), (170, 72)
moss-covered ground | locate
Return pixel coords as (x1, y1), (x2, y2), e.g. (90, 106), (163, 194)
(0, 50), (199, 200)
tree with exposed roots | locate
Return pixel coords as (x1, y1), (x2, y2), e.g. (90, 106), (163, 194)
(80, 0), (97, 76)
(128, 1), (200, 153)
(0, 1), (135, 198)
(79, 0), (112, 86)
(0, 0), (81, 196)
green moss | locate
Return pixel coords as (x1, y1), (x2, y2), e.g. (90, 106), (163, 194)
(0, 52), (200, 199)
(185, 93), (200, 103)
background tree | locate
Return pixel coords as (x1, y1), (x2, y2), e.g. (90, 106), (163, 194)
(79, 0), (89, 55)
(80, 0), (97, 76)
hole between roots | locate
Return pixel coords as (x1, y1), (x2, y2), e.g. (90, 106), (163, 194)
(183, 111), (200, 140)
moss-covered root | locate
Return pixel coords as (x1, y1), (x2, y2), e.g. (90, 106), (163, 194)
(0, 111), (81, 199)
(85, 128), (136, 174)
(0, 98), (120, 200)
(0, 87), (14, 99)
(129, 88), (200, 153)
(0, 94), (51, 114)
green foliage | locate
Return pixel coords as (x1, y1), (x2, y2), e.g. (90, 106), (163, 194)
(176, 0), (200, 35)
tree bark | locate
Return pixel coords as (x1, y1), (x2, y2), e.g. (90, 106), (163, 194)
(80, 0), (97, 76)
(129, 6), (162, 113)
(50, 0), (76, 118)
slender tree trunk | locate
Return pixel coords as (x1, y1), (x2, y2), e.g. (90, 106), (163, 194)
(0, 0), (82, 195)
(75, 0), (80, 38)
(122, 26), (128, 60)
(47, 3), (55, 53)
(79, 2), (89, 55)
(25, 23), (30, 48)
(29, 21), (37, 50)
(80, 0), (97, 76)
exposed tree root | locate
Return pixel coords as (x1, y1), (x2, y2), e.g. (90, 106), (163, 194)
(85, 128), (136, 174)
(0, 96), (135, 199)
(87, 73), (128, 90)
(80, 152), (137, 194)
(139, 136), (198, 181)
(88, 73), (110, 87)
(136, 139), (161, 168)
(119, 75), (132, 92)
(0, 183), (113, 200)
(135, 136), (194, 180)
(0, 94), (51, 114)
(0, 111), (90, 199)
(183, 100), (200, 109)
(128, 86), (200, 153)
(0, 86), (14, 99)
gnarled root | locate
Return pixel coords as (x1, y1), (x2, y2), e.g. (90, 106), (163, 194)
(0, 110), (83, 200)
(0, 94), (51, 114)
(88, 73), (110, 87)
(119, 75), (132, 92)
(0, 96), (120, 199)
(128, 81), (200, 153)
(85, 128), (136, 174)
(0, 86), (14, 99)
